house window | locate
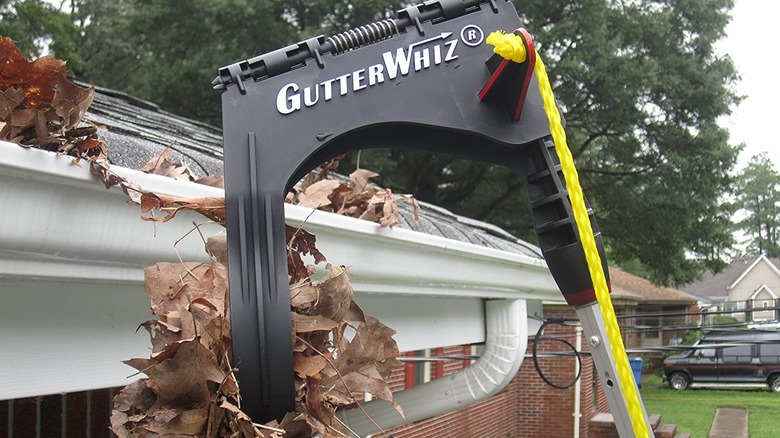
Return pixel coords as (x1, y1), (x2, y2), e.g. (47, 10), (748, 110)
(638, 314), (660, 339)
(764, 301), (769, 309)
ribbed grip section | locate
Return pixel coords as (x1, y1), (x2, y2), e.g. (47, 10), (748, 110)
(514, 137), (608, 307)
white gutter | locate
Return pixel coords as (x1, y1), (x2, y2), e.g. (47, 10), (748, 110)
(0, 141), (558, 299)
(0, 141), (560, 408)
(337, 299), (527, 436)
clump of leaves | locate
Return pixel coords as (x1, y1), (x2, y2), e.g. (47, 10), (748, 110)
(1, 43), (408, 437)
(110, 257), (265, 437)
(286, 262), (403, 436)
(0, 36), (103, 159)
(113, 151), (409, 436)
(113, 229), (402, 437)
(289, 163), (420, 228)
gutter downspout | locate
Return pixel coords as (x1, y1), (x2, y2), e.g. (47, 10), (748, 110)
(337, 299), (528, 436)
(574, 325), (583, 438)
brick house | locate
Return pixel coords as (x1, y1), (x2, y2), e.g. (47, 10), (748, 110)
(1, 86), (688, 437)
(2, 86), (562, 436)
(608, 268), (697, 348)
(376, 268), (695, 437)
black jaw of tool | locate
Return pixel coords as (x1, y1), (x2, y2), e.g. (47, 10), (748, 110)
(217, 0), (609, 423)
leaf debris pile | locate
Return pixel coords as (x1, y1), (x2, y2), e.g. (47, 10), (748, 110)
(2, 42), (409, 437)
(113, 154), (411, 436)
(0, 36), (103, 159)
(111, 258), (260, 437)
(289, 161), (420, 229)
(113, 230), (403, 437)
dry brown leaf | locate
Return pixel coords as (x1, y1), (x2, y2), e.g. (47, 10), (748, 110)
(125, 340), (225, 412)
(324, 365), (403, 418)
(195, 174), (225, 188)
(51, 76), (94, 130)
(0, 36), (25, 83)
(292, 312), (338, 333)
(313, 265), (353, 322)
(110, 380), (156, 438)
(289, 279), (319, 310)
(286, 225), (326, 284)
(24, 55), (67, 108)
(145, 406), (210, 435)
(70, 135), (105, 157)
(297, 179), (341, 209)
(278, 412), (316, 437)
(0, 87), (24, 119)
(348, 169), (378, 194)
(139, 320), (186, 357)
(205, 232), (228, 264)
(90, 158), (145, 204)
(343, 299), (366, 324)
(144, 262), (208, 313)
(324, 315), (401, 381)
(140, 193), (227, 225)
(293, 353), (329, 378)
(139, 147), (198, 182)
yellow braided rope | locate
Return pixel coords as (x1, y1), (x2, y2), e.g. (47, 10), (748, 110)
(487, 31), (649, 438)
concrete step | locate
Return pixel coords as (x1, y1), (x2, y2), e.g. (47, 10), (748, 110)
(648, 413), (662, 431)
(655, 423), (677, 438)
(675, 432), (691, 438)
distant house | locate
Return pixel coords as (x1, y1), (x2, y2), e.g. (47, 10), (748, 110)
(608, 268), (697, 347)
(545, 268), (697, 349)
(682, 255), (780, 324)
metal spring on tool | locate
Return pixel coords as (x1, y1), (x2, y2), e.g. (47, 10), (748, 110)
(327, 19), (400, 54)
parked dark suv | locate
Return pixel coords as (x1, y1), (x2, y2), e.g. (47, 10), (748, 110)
(663, 330), (780, 392)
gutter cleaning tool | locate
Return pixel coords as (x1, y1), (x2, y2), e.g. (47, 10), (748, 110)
(216, 1), (653, 435)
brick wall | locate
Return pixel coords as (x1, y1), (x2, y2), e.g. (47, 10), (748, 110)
(2, 306), (627, 438)
(372, 306), (604, 438)
(518, 307), (595, 438)
(0, 388), (117, 438)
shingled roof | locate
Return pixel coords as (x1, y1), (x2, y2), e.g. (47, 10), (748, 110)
(680, 255), (780, 300)
(609, 267), (695, 304)
(83, 85), (544, 260)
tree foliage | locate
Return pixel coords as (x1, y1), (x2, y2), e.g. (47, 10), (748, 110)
(0, 0), (83, 71)
(351, 0), (741, 285)
(735, 153), (780, 257)
(0, 0), (741, 285)
(37, 0), (404, 125)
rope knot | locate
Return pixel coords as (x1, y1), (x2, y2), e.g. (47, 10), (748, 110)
(486, 30), (527, 63)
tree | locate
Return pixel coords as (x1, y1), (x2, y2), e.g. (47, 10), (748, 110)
(69, 0), (405, 125)
(1, 0), (740, 285)
(349, 0), (740, 286)
(0, 0), (83, 70)
(735, 153), (780, 257)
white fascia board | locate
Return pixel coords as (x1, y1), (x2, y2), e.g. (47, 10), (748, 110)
(750, 284), (778, 300)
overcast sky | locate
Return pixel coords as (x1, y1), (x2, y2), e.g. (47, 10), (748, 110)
(717, 0), (779, 170)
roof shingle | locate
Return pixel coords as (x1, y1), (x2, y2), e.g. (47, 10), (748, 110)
(609, 267), (695, 303)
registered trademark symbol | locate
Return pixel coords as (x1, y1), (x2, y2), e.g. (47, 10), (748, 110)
(460, 25), (484, 47)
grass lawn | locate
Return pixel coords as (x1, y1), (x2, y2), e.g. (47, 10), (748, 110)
(640, 375), (779, 437)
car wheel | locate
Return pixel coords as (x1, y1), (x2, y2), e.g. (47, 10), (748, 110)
(668, 372), (690, 390)
(769, 375), (780, 393)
